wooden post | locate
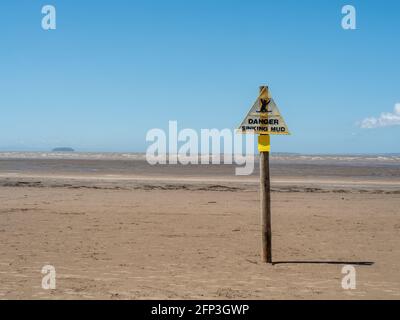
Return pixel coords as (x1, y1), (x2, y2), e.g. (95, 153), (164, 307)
(260, 149), (272, 263)
(259, 86), (272, 263)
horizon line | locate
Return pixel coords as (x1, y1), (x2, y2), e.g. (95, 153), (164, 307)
(0, 150), (399, 157)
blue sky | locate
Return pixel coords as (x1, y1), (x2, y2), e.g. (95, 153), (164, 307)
(0, 0), (399, 153)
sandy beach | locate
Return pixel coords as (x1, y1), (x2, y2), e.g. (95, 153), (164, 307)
(0, 154), (399, 299)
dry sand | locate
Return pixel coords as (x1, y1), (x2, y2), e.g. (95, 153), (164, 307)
(0, 156), (399, 299)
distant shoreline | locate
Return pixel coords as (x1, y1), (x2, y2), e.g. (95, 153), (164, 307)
(0, 151), (399, 156)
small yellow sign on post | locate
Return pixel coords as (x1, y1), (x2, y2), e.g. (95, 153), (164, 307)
(258, 135), (270, 152)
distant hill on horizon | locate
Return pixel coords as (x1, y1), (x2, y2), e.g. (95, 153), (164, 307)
(52, 147), (75, 152)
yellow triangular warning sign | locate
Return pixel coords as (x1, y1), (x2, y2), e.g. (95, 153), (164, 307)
(237, 87), (290, 135)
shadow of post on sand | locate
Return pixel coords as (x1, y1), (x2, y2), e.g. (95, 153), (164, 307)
(272, 261), (374, 266)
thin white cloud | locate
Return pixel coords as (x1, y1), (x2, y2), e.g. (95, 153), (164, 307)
(359, 103), (400, 129)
